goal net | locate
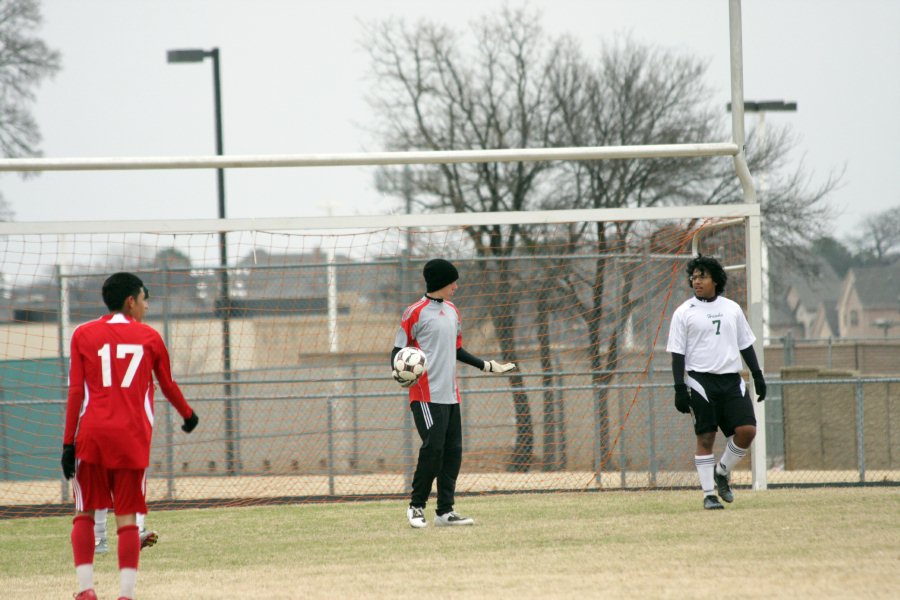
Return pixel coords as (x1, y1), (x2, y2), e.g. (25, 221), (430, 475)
(0, 207), (756, 516)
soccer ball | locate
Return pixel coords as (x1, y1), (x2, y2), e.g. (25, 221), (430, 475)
(393, 346), (427, 383)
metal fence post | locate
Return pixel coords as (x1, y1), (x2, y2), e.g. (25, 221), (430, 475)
(855, 380), (865, 483)
(648, 386), (657, 487)
(161, 268), (175, 500)
(56, 264), (70, 504)
(593, 383), (602, 486)
(327, 397), (335, 496)
(618, 391), (626, 488)
(783, 330), (794, 366)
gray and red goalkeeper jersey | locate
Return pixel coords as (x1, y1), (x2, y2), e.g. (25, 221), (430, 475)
(394, 296), (462, 404)
(63, 313), (193, 468)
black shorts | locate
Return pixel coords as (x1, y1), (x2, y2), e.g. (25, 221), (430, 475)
(685, 371), (757, 436)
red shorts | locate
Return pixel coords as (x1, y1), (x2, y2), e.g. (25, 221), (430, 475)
(71, 460), (148, 515)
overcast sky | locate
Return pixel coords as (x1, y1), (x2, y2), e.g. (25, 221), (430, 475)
(2, 0), (898, 240)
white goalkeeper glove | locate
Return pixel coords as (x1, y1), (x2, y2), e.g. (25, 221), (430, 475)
(483, 359), (516, 374)
(392, 369), (417, 388)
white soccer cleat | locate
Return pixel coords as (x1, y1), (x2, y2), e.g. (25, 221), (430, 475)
(434, 511), (474, 527)
(407, 506), (427, 528)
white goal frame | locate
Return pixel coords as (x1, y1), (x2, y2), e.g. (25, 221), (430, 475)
(0, 1), (766, 488)
(0, 205), (766, 488)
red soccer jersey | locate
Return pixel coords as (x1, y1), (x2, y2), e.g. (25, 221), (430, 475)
(63, 313), (193, 469)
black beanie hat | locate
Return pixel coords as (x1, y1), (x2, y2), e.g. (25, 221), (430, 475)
(423, 258), (459, 293)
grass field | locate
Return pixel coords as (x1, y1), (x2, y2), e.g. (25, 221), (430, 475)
(1, 487), (897, 599)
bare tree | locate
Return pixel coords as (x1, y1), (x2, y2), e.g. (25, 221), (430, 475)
(365, 8), (838, 471)
(846, 206), (900, 264)
(0, 0), (61, 218)
(366, 7), (568, 470)
(542, 36), (840, 465)
(546, 36), (838, 259)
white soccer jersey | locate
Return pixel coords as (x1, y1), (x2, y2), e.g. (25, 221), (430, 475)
(666, 295), (756, 374)
(394, 296), (463, 404)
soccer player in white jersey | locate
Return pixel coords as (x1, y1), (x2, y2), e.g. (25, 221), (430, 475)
(393, 258), (516, 528)
(665, 255), (766, 510)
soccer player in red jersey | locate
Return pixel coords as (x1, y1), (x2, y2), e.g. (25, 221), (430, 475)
(62, 272), (199, 600)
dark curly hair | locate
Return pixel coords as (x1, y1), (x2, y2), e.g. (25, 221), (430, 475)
(685, 255), (727, 294)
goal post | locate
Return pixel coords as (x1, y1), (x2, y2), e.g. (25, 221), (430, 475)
(0, 206), (761, 516)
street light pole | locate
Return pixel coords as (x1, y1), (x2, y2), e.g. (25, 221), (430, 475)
(727, 99), (798, 344)
(167, 47), (236, 475)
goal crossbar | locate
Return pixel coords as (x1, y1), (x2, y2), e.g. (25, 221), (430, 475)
(0, 204), (759, 236)
(0, 143), (738, 173)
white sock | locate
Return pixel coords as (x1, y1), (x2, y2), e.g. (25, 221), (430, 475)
(120, 567), (138, 599)
(694, 454), (716, 496)
(136, 513), (146, 531)
(94, 509), (108, 540)
(76, 564), (94, 592)
(717, 437), (748, 475)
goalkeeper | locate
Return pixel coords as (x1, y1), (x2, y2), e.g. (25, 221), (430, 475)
(392, 258), (516, 528)
(665, 255), (766, 510)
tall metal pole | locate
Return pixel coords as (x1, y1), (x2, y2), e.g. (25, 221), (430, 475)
(728, 0), (766, 489)
(401, 166), (414, 491)
(727, 0), (757, 206)
(727, 97), (796, 489)
(210, 48), (236, 475)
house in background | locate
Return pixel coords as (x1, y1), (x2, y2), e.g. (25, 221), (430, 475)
(3, 248), (899, 344)
(836, 262), (900, 338)
(768, 253), (842, 342)
(769, 252), (900, 342)
(781, 263), (842, 339)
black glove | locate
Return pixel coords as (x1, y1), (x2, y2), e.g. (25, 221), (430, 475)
(752, 371), (766, 402)
(673, 384), (691, 414)
(61, 444), (76, 479)
(182, 411), (199, 433)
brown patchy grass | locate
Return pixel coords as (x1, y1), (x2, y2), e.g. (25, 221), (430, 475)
(1, 487), (897, 599)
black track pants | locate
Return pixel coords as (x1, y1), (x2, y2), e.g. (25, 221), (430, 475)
(409, 402), (462, 514)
